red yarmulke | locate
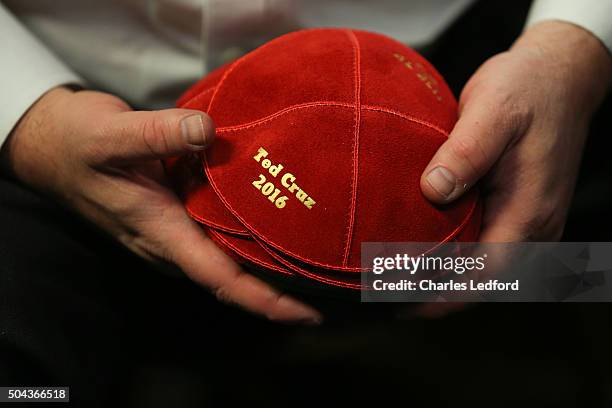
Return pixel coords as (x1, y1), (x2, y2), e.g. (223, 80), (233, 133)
(166, 28), (481, 292)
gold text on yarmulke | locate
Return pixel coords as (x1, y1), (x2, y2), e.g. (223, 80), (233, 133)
(393, 52), (442, 102)
(252, 147), (316, 210)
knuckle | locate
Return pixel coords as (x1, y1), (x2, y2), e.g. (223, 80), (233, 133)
(449, 133), (489, 178)
(489, 88), (533, 134)
(522, 201), (563, 241)
(262, 293), (287, 322)
(502, 105), (532, 136)
(212, 269), (242, 305)
(141, 112), (173, 157)
(212, 271), (285, 320)
(214, 285), (233, 304)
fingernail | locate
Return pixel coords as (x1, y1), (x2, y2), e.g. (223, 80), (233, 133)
(276, 296), (323, 325)
(181, 115), (208, 150)
(426, 166), (456, 198)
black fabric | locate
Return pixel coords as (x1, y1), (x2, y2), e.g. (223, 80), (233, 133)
(2, 1), (612, 406)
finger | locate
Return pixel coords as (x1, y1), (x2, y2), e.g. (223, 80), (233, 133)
(163, 216), (322, 324)
(94, 109), (215, 164)
(420, 100), (520, 204)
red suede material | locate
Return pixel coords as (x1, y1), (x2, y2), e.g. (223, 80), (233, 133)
(164, 154), (248, 235)
(253, 236), (363, 289)
(205, 227), (248, 265)
(205, 29), (356, 128)
(167, 28), (482, 290)
(344, 109), (479, 266)
(185, 173), (249, 235)
(210, 228), (363, 291)
(354, 30), (457, 133)
(205, 106), (357, 268)
(206, 228), (292, 275)
(176, 61), (232, 107)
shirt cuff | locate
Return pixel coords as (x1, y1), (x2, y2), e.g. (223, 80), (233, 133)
(526, 0), (612, 54)
(0, 4), (83, 149)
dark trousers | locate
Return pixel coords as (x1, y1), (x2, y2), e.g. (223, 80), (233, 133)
(2, 1), (612, 406)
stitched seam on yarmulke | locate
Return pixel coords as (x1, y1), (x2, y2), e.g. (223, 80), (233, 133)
(204, 146), (475, 271)
(362, 105), (451, 137)
(217, 102), (354, 133)
(183, 30), (454, 130)
(186, 207), (250, 236)
(254, 236), (363, 289)
(181, 86), (215, 109)
(356, 29), (458, 114)
(207, 229), (293, 275)
(213, 103), (450, 138)
(202, 153), (363, 272)
(421, 196), (480, 254)
(207, 60), (241, 113)
(342, 29), (362, 268)
(203, 108), (469, 271)
(205, 28), (338, 115)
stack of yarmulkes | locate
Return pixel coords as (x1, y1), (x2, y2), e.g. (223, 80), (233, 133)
(165, 28), (481, 294)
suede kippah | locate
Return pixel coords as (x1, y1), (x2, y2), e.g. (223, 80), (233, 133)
(165, 28), (481, 292)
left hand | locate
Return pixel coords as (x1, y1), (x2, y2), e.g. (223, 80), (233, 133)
(420, 21), (612, 243)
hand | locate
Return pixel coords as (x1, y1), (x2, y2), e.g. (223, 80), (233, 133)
(421, 21), (612, 242)
(3, 87), (322, 324)
(414, 21), (611, 318)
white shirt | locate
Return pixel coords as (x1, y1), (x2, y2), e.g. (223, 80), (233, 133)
(1, 0), (611, 147)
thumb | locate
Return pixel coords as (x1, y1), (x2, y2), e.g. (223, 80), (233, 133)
(420, 101), (517, 204)
(96, 109), (215, 164)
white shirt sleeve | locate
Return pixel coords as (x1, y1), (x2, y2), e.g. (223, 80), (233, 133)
(526, 0), (612, 53)
(0, 4), (82, 148)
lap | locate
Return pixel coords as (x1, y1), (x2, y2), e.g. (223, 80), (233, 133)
(0, 175), (133, 405)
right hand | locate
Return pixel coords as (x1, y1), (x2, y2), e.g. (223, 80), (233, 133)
(3, 86), (322, 325)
